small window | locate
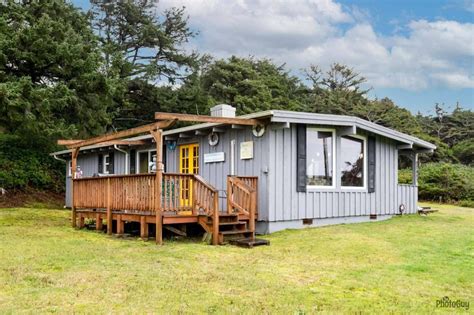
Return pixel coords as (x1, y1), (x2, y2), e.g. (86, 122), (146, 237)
(103, 154), (111, 174)
(306, 128), (335, 188)
(341, 136), (366, 188)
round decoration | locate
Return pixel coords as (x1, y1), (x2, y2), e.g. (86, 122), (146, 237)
(208, 132), (219, 146)
(252, 124), (266, 137)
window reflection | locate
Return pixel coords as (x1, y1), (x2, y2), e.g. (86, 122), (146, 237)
(341, 136), (364, 187)
(306, 130), (333, 186)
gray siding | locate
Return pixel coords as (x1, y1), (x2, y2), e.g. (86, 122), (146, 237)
(64, 123), (416, 224)
(165, 127), (270, 216)
(267, 124), (408, 221)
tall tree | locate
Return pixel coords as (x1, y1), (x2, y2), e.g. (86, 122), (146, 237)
(305, 63), (369, 115)
(89, 0), (198, 129)
(198, 56), (307, 114)
(0, 0), (111, 139)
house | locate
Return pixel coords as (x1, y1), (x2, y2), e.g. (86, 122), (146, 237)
(51, 105), (436, 244)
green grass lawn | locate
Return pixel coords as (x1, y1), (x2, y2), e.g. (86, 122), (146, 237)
(0, 203), (472, 314)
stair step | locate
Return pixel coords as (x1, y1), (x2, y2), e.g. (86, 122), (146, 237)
(219, 221), (246, 226)
(229, 238), (270, 248)
(219, 229), (252, 235)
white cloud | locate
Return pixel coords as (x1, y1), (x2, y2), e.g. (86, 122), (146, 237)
(159, 0), (474, 90)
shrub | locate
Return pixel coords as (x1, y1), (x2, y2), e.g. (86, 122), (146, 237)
(417, 163), (474, 202)
(459, 200), (474, 208)
(0, 134), (64, 192)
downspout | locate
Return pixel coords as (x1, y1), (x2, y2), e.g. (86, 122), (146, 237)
(52, 154), (67, 163)
(114, 145), (129, 174)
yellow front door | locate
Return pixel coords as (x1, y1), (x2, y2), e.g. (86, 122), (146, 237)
(179, 144), (199, 210)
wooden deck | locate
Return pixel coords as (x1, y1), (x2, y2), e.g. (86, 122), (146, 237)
(72, 173), (258, 245)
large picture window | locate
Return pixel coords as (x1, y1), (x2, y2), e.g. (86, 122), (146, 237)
(341, 136), (366, 188)
(306, 128), (335, 187)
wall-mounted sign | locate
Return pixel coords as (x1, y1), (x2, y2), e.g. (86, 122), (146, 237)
(240, 141), (254, 159)
(204, 152), (225, 163)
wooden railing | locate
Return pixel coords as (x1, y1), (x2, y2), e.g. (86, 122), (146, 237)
(73, 173), (219, 216)
(227, 176), (257, 235)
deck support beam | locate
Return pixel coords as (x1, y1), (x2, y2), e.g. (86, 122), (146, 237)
(140, 216), (148, 240)
(212, 192), (219, 245)
(106, 178), (112, 235)
(151, 129), (164, 245)
(95, 213), (103, 231)
(71, 148), (79, 228)
(117, 215), (124, 234)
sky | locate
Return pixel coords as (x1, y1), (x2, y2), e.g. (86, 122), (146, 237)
(73, 0), (474, 114)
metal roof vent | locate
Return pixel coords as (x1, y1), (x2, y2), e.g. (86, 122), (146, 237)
(210, 104), (236, 118)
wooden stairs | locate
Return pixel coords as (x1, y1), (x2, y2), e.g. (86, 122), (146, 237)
(198, 213), (255, 245)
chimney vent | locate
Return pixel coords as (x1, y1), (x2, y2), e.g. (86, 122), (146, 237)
(210, 104), (236, 118)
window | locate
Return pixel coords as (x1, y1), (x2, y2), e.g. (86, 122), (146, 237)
(137, 150), (157, 173)
(340, 136), (366, 188)
(306, 128), (335, 188)
(103, 154), (111, 174)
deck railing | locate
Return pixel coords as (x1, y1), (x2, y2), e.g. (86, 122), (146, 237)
(227, 176), (257, 236)
(73, 173), (219, 216)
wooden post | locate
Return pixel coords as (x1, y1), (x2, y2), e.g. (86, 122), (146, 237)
(96, 213), (103, 231)
(70, 148), (80, 228)
(79, 214), (85, 229)
(249, 190), (256, 240)
(151, 129), (163, 245)
(212, 191), (220, 245)
(192, 177), (197, 215)
(227, 176), (232, 214)
(140, 216), (148, 240)
(107, 177), (112, 235)
(412, 152), (419, 186)
(117, 215), (124, 234)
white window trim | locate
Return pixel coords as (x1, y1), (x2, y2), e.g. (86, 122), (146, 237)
(306, 128), (337, 190)
(103, 154), (110, 174)
(136, 149), (157, 174)
(340, 134), (368, 190)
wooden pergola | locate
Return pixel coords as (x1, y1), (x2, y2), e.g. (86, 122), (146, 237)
(61, 113), (261, 245)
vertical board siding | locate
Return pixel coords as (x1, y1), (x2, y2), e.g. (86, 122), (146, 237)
(397, 185), (418, 214)
(267, 125), (412, 221)
(165, 127), (270, 219)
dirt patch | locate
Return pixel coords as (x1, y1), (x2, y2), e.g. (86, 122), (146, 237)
(0, 188), (64, 208)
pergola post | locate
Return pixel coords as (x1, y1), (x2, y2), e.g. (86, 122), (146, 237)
(151, 129), (164, 245)
(412, 152), (419, 186)
(71, 148), (80, 228)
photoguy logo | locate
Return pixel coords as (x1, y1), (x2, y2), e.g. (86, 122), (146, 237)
(436, 296), (469, 310)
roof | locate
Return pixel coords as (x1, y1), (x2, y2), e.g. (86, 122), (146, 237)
(51, 110), (435, 156)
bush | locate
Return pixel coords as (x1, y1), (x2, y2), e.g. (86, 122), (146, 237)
(417, 163), (474, 202)
(0, 134), (64, 192)
(459, 200), (474, 208)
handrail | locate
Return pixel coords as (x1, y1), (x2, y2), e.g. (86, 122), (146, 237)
(227, 175), (257, 238)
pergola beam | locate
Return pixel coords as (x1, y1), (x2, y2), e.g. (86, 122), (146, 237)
(155, 112), (260, 126)
(66, 120), (176, 149)
(58, 139), (148, 147)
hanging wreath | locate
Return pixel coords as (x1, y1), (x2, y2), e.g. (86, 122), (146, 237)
(208, 132), (219, 146)
(252, 124), (266, 137)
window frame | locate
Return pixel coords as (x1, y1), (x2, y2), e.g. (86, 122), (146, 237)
(136, 149), (157, 174)
(306, 127), (337, 190)
(103, 154), (110, 174)
(340, 134), (368, 190)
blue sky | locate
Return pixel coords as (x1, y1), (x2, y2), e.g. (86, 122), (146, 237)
(73, 0), (473, 114)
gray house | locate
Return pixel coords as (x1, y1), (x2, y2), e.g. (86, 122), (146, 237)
(52, 105), (435, 235)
